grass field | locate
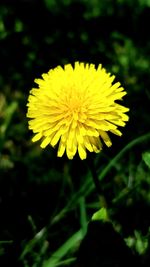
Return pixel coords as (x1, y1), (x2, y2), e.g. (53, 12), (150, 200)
(0, 0), (150, 266)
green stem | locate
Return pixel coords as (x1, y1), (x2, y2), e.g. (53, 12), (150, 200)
(87, 156), (107, 208)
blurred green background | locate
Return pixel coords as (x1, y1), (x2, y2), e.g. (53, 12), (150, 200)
(0, 0), (150, 266)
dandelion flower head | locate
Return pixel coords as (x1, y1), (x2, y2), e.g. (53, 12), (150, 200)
(27, 62), (129, 160)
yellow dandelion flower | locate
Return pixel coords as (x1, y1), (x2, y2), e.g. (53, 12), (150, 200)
(27, 62), (129, 160)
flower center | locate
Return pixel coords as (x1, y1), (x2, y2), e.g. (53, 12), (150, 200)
(63, 88), (87, 123)
(70, 99), (81, 111)
(69, 100), (88, 123)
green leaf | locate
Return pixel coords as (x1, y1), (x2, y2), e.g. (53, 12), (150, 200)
(142, 152), (150, 168)
(91, 207), (108, 222)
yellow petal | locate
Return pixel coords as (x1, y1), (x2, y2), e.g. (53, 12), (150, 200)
(32, 133), (42, 142)
(57, 140), (66, 157)
(99, 130), (112, 147)
(78, 144), (87, 160)
(40, 137), (51, 148)
(110, 129), (122, 136)
(84, 136), (94, 152)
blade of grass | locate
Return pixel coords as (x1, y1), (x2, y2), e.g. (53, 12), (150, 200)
(19, 227), (46, 260)
(0, 101), (18, 152)
(86, 132), (150, 196)
(51, 257), (76, 266)
(1, 101), (18, 137)
(42, 229), (83, 267)
(79, 196), (88, 236)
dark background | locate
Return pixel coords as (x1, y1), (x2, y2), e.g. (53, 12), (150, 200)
(0, 0), (150, 266)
